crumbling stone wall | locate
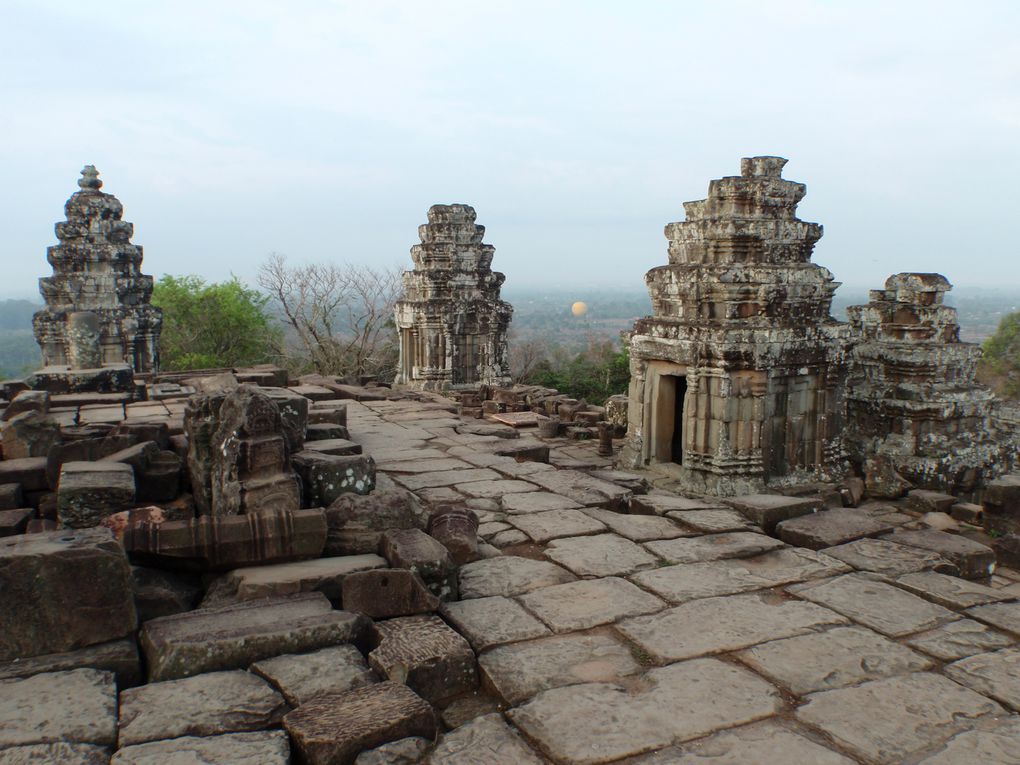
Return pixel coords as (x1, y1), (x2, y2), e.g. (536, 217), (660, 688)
(393, 205), (512, 391)
(621, 157), (850, 494)
(33, 166), (162, 374)
(845, 273), (1016, 494)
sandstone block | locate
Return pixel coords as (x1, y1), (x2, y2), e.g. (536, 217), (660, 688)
(508, 507), (606, 543)
(0, 457), (49, 492)
(905, 489), (958, 514)
(864, 456), (913, 499)
(306, 423), (350, 441)
(775, 508), (894, 549)
(722, 493), (821, 533)
(0, 528), (136, 662)
(895, 571), (1008, 609)
(0, 669), (116, 748)
(429, 713), (545, 765)
(110, 731), (290, 765)
(982, 473), (1020, 534)
(284, 681), (437, 765)
(643, 531), (784, 564)
(440, 595), (550, 651)
(294, 451), (375, 506)
(0, 639), (141, 688)
(304, 437), (361, 455)
(140, 592), (368, 681)
(353, 737), (430, 765)
(251, 645), (377, 706)
(546, 533), (659, 577)
(0, 508), (32, 537)
(580, 507), (690, 542)
(915, 717), (1020, 765)
(325, 488), (424, 555)
(882, 529), (996, 579)
(341, 569), (439, 618)
(1, 411), (61, 459)
(821, 537), (958, 576)
(1, 390), (49, 422)
(458, 555), (575, 599)
(992, 533), (1020, 568)
(369, 615), (477, 703)
(526, 469), (631, 509)
(945, 647), (1020, 711)
(0, 483), (23, 510)
(57, 461), (135, 528)
(519, 576), (665, 633)
(630, 495), (727, 516)
(117, 670), (287, 747)
(0, 742), (111, 764)
(905, 619), (1016, 661)
(965, 601), (1020, 635)
(380, 527), (456, 600)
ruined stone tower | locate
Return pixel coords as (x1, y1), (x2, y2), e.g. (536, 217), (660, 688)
(846, 273), (1013, 494)
(621, 157), (850, 494)
(33, 166), (162, 374)
(393, 204), (512, 390)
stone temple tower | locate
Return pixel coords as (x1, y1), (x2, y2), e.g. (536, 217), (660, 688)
(33, 166), (162, 374)
(621, 157), (851, 495)
(393, 204), (512, 390)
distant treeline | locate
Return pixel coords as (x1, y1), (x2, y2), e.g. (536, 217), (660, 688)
(0, 299), (40, 331)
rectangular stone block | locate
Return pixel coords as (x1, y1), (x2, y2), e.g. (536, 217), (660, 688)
(140, 592), (369, 681)
(0, 483), (23, 510)
(123, 508), (326, 571)
(981, 474), (1020, 534)
(0, 457), (48, 492)
(723, 494), (821, 533)
(293, 451), (376, 506)
(0, 507), (32, 537)
(369, 615), (477, 703)
(0, 668), (117, 748)
(57, 461), (135, 528)
(0, 638), (141, 688)
(0, 528), (136, 662)
(881, 529), (997, 579)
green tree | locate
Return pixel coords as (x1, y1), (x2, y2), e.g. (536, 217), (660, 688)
(531, 340), (630, 405)
(152, 275), (280, 371)
(979, 311), (1020, 399)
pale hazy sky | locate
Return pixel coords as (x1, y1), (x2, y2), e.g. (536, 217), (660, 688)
(3, 1), (1019, 299)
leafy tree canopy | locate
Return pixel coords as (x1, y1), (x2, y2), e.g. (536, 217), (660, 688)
(151, 275), (280, 371)
(980, 311), (1020, 399)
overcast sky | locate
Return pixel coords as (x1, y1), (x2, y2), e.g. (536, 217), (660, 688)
(3, 1), (1019, 300)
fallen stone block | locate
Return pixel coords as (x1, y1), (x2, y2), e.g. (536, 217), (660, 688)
(982, 473), (1020, 535)
(303, 437), (362, 455)
(284, 682), (437, 765)
(427, 507), (480, 565)
(776, 508), (894, 550)
(369, 615), (477, 703)
(122, 508), (326, 571)
(111, 419), (170, 450)
(0, 483), (23, 510)
(306, 423), (351, 441)
(723, 494), (821, 534)
(882, 529), (996, 579)
(117, 670), (287, 747)
(100, 505), (187, 543)
(992, 534), (1020, 569)
(0, 457), (48, 492)
(308, 402), (348, 427)
(0, 668), (116, 748)
(0, 742), (111, 764)
(325, 488), (426, 555)
(130, 566), (201, 623)
(526, 469), (631, 510)
(490, 439), (549, 462)
(0, 507), (32, 537)
(0, 638), (141, 688)
(45, 434), (138, 489)
(0, 528), (136, 662)
(1, 390), (49, 422)
(905, 489), (957, 515)
(251, 644), (378, 706)
(57, 461), (135, 528)
(262, 386), (310, 449)
(950, 502), (984, 526)
(429, 712), (545, 764)
(203, 554), (387, 607)
(342, 569), (439, 618)
(380, 527), (456, 600)
(140, 592), (369, 682)
(1, 410), (61, 459)
(293, 451), (376, 506)
(110, 731), (290, 765)
(864, 456), (913, 499)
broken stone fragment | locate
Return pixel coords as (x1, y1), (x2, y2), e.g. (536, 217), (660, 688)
(341, 569), (440, 618)
(0, 527), (136, 662)
(427, 506), (480, 565)
(325, 488), (426, 555)
(379, 527), (457, 600)
(293, 450), (376, 506)
(130, 566), (201, 623)
(122, 508), (326, 571)
(57, 461), (135, 528)
(864, 456), (913, 499)
(1, 390), (50, 422)
(368, 615), (478, 703)
(723, 493), (821, 534)
(251, 644), (378, 706)
(284, 681), (437, 765)
(1, 410), (61, 459)
(992, 533), (1020, 569)
(140, 592), (368, 682)
(983, 474), (1020, 535)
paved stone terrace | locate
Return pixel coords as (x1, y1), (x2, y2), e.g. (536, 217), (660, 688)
(348, 397), (1020, 765)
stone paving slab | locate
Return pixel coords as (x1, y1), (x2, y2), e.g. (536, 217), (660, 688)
(110, 731), (290, 765)
(628, 720), (857, 764)
(665, 508), (757, 533)
(456, 479), (538, 499)
(904, 619), (1016, 661)
(458, 556), (576, 599)
(250, 645), (378, 707)
(630, 548), (849, 604)
(822, 538), (958, 577)
(546, 533), (660, 577)
(508, 658), (783, 765)
(776, 508), (895, 549)
(501, 491), (582, 514)
(795, 672), (1006, 763)
(581, 507), (693, 541)
(895, 571), (1010, 610)
(377, 457), (475, 473)
(426, 713), (545, 765)
(617, 592), (848, 663)
(508, 508), (607, 543)
(882, 529), (997, 579)
(441, 596), (551, 651)
(914, 716), (1020, 764)
(631, 496), (728, 516)
(964, 601), (1020, 635)
(945, 647), (1020, 711)
(479, 631), (642, 705)
(643, 532), (785, 564)
(0, 668), (116, 748)
(1, 742), (112, 764)
(789, 574), (960, 637)
(391, 468), (502, 491)
(519, 577), (665, 633)
(722, 494), (820, 533)
(525, 470), (631, 510)
(737, 625), (932, 694)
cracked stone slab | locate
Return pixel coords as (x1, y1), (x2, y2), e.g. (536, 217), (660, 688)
(775, 508), (895, 550)
(581, 507), (692, 542)
(117, 670), (287, 747)
(524, 469), (632, 510)
(789, 574), (960, 637)
(458, 556), (575, 599)
(630, 496), (728, 516)
(507, 508), (607, 543)
(904, 619), (1016, 661)
(618, 592), (848, 663)
(391, 468), (501, 491)
(795, 672), (1006, 763)
(914, 716), (1020, 764)
(737, 625), (932, 695)
(881, 529), (997, 579)
(546, 533), (660, 577)
(519, 577), (665, 633)
(109, 731), (290, 765)
(895, 571), (1010, 610)
(456, 480), (538, 499)
(665, 509), (757, 533)
(508, 658), (783, 765)
(441, 596), (550, 651)
(479, 631), (642, 705)
(821, 538), (958, 577)
(0, 668), (116, 748)
(376, 458), (475, 473)
(428, 713), (545, 765)
(722, 494), (821, 533)
(965, 602), (1020, 636)
(501, 492), (582, 515)
(945, 647), (1020, 711)
(643, 532), (785, 564)
(630, 548), (849, 604)
(628, 720), (857, 764)
(0, 743), (111, 765)
(250, 645), (377, 706)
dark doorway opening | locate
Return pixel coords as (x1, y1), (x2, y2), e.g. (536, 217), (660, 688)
(671, 375), (687, 463)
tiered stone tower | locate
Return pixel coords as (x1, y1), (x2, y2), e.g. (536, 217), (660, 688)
(846, 273), (1012, 494)
(393, 204), (512, 390)
(33, 166), (162, 375)
(621, 157), (850, 494)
